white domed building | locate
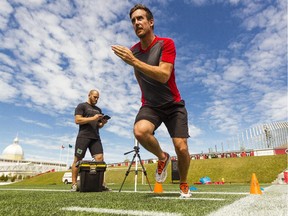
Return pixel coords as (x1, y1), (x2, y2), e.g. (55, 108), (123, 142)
(0, 136), (67, 181)
(2, 136), (24, 160)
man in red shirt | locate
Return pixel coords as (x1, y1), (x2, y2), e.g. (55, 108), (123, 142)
(112, 4), (191, 198)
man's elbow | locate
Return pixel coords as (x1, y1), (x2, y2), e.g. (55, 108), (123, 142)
(160, 74), (170, 83)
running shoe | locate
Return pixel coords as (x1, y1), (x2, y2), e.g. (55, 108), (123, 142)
(70, 183), (78, 192)
(102, 185), (112, 192)
(179, 182), (192, 198)
(155, 152), (171, 183)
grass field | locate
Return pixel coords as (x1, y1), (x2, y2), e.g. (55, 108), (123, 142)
(0, 155), (286, 215)
(0, 183), (255, 216)
(105, 155), (287, 184)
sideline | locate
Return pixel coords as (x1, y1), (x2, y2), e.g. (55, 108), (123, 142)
(0, 187), (249, 195)
(0, 188), (68, 192)
(118, 190), (248, 195)
(62, 207), (182, 216)
(208, 185), (288, 216)
(0, 182), (16, 185)
(153, 197), (226, 201)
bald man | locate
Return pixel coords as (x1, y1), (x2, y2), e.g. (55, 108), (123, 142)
(71, 89), (109, 192)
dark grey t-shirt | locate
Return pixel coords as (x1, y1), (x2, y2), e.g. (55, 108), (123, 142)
(74, 102), (102, 139)
(131, 36), (182, 107)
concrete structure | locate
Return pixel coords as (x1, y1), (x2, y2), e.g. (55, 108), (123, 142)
(0, 136), (67, 179)
(2, 136), (24, 160)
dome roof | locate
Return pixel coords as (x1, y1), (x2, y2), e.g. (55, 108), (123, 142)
(2, 136), (24, 160)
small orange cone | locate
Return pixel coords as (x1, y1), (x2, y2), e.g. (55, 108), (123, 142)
(250, 173), (262, 195)
(153, 182), (163, 193)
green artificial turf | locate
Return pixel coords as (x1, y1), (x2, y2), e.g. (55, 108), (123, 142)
(0, 154), (286, 215)
(0, 184), (249, 216)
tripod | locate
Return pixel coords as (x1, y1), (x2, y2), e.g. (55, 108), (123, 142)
(119, 141), (152, 192)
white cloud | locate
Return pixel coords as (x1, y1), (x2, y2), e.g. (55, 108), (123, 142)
(0, 0), (13, 30)
(184, 0), (241, 7)
(0, 71), (18, 101)
(0, 1), (286, 163)
(177, 1), (286, 136)
(189, 124), (202, 138)
(223, 60), (248, 82)
(204, 99), (240, 134)
(0, 1), (140, 120)
(18, 116), (52, 129)
(256, 90), (288, 122)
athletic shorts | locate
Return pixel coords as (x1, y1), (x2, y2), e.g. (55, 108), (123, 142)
(74, 137), (103, 159)
(134, 100), (190, 138)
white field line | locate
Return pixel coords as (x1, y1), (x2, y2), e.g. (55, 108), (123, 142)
(0, 188), (68, 192)
(0, 188), (249, 195)
(191, 191), (249, 195)
(119, 190), (249, 195)
(153, 197), (226, 201)
(207, 185), (288, 216)
(62, 206), (183, 216)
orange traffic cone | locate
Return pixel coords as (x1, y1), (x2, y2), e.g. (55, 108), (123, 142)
(153, 182), (163, 193)
(250, 173), (262, 195)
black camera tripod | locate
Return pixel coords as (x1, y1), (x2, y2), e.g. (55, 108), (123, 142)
(119, 144), (152, 192)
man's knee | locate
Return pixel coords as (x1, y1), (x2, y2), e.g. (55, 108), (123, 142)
(72, 157), (81, 166)
(134, 120), (154, 140)
(93, 154), (103, 161)
(134, 128), (145, 140)
(174, 139), (189, 154)
(176, 146), (189, 156)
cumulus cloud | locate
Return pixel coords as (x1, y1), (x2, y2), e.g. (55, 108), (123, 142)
(18, 116), (52, 129)
(0, 0), (139, 117)
(178, 0), (287, 136)
(0, 0), (286, 163)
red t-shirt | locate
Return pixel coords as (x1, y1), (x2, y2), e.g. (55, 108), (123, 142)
(131, 36), (182, 107)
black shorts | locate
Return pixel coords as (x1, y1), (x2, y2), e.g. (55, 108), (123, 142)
(135, 100), (189, 138)
(74, 137), (103, 159)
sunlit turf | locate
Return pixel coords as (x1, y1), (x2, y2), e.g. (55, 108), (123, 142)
(0, 183), (266, 216)
(1, 154), (283, 215)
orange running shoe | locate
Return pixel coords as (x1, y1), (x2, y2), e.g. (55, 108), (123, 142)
(155, 152), (171, 183)
(179, 182), (191, 198)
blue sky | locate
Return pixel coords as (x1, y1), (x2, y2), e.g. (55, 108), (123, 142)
(0, 0), (286, 165)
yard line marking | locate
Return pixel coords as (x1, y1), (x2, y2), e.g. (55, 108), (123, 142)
(119, 190), (249, 195)
(62, 207), (183, 216)
(0, 188), (68, 192)
(207, 185), (288, 216)
(153, 197), (226, 201)
(190, 191), (249, 195)
(0, 188), (249, 195)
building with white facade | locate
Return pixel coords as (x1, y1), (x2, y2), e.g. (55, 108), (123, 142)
(0, 136), (67, 179)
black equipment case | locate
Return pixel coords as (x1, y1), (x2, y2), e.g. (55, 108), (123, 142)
(171, 159), (180, 183)
(76, 160), (107, 192)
